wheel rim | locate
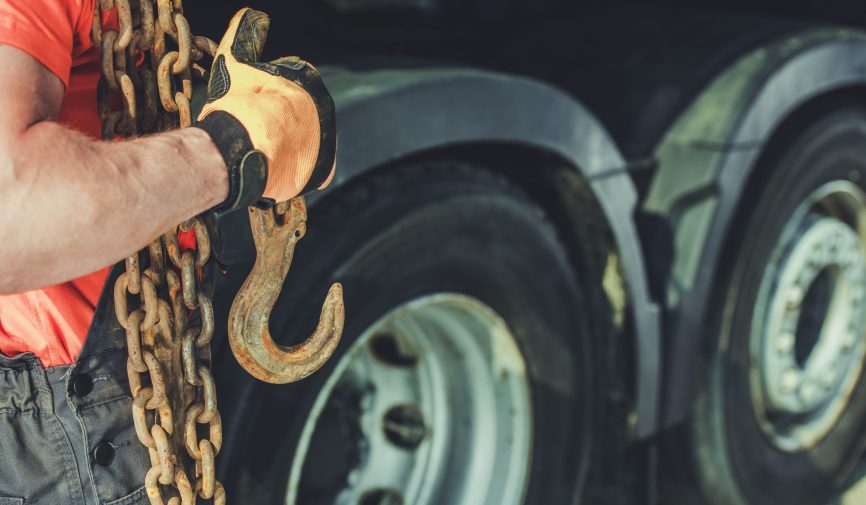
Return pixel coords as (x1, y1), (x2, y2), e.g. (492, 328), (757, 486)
(750, 180), (866, 451)
(285, 294), (533, 505)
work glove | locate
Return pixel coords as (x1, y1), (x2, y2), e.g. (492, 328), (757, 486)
(195, 8), (336, 212)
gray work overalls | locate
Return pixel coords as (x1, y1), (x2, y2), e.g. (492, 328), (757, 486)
(0, 263), (153, 505)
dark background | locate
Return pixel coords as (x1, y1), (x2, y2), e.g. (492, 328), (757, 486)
(186, 0), (866, 62)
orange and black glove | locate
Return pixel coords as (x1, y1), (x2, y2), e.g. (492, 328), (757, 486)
(195, 8), (336, 212)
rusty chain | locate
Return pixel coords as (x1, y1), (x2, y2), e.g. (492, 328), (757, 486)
(97, 2), (346, 502)
(95, 1), (225, 503)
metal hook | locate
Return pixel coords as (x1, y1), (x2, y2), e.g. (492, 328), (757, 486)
(228, 197), (344, 384)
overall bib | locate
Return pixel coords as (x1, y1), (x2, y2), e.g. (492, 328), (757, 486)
(0, 263), (152, 505)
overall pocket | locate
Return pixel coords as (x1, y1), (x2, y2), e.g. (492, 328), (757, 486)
(0, 359), (80, 505)
(76, 387), (151, 504)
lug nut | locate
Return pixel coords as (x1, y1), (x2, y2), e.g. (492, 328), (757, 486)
(787, 286), (804, 310)
(841, 334), (855, 352)
(777, 332), (795, 354)
(799, 381), (818, 406)
(781, 369), (800, 394)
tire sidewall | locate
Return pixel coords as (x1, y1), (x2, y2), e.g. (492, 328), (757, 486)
(225, 164), (595, 505)
(700, 107), (866, 505)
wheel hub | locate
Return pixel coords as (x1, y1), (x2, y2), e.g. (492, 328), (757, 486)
(286, 294), (533, 505)
(752, 181), (866, 451)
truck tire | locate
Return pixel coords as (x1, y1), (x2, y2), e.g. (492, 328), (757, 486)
(219, 161), (630, 504)
(665, 104), (866, 505)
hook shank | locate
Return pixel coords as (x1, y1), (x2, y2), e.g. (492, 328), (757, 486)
(228, 197), (344, 384)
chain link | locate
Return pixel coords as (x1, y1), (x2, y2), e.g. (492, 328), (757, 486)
(96, 1), (224, 503)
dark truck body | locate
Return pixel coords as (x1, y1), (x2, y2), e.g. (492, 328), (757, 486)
(186, 1), (866, 502)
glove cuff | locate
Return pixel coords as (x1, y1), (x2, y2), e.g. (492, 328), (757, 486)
(195, 111), (269, 213)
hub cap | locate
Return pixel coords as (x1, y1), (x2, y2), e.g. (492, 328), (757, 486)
(286, 294), (533, 504)
(751, 181), (866, 451)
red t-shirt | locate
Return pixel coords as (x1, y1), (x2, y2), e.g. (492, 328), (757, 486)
(0, 0), (111, 367)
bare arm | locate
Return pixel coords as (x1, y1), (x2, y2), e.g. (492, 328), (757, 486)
(0, 45), (227, 293)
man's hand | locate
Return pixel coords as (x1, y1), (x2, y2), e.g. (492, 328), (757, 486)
(0, 45), (227, 293)
(195, 8), (337, 207)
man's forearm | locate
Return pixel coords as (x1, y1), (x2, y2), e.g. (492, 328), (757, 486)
(0, 122), (227, 293)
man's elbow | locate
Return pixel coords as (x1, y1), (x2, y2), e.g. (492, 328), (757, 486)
(0, 282), (25, 296)
(0, 147), (15, 181)
(0, 265), (31, 294)
(0, 158), (33, 293)
(0, 145), (26, 205)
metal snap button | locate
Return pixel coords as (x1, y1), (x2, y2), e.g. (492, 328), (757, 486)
(73, 374), (94, 397)
(93, 442), (115, 467)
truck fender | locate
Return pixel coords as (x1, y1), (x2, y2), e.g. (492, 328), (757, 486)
(316, 66), (664, 437)
(645, 29), (866, 426)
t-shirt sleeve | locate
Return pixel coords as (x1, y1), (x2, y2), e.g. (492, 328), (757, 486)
(0, 0), (92, 88)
